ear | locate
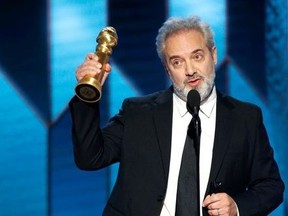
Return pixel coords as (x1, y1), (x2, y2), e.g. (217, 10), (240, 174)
(212, 46), (217, 65)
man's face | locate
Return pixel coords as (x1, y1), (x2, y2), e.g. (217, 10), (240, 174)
(163, 30), (217, 102)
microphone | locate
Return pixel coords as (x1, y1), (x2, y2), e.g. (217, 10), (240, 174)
(187, 89), (201, 117)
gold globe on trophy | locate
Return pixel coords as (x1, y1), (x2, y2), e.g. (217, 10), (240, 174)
(75, 27), (118, 103)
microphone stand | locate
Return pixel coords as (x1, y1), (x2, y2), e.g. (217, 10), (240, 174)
(192, 111), (201, 216)
(187, 89), (201, 215)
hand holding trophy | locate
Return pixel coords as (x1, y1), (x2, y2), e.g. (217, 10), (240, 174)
(75, 27), (118, 103)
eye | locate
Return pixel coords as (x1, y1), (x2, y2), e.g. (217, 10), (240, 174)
(171, 59), (184, 68)
(194, 53), (203, 61)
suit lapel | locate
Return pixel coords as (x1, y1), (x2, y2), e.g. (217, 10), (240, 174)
(152, 89), (236, 195)
(152, 88), (173, 183)
(207, 92), (236, 192)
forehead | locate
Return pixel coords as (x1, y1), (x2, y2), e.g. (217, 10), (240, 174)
(164, 30), (207, 53)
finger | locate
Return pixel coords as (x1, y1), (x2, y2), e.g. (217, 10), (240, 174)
(82, 59), (103, 69)
(103, 63), (112, 73)
(207, 208), (220, 216)
(85, 53), (99, 61)
(76, 53), (112, 82)
(76, 64), (111, 82)
(207, 201), (222, 211)
(203, 194), (220, 207)
(202, 194), (211, 207)
(101, 71), (110, 86)
(76, 61), (103, 79)
(76, 67), (98, 81)
(84, 53), (111, 70)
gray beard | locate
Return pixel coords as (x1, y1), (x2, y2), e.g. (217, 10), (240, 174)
(173, 72), (215, 103)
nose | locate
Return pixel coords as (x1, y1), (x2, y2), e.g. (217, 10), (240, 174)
(185, 61), (195, 76)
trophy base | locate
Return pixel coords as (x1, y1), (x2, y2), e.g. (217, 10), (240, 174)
(75, 76), (102, 103)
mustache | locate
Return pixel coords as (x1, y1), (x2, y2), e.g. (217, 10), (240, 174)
(184, 72), (204, 85)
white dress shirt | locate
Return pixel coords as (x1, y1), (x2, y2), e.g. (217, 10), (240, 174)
(160, 87), (217, 216)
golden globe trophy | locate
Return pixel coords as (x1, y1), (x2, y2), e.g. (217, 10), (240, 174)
(75, 27), (118, 103)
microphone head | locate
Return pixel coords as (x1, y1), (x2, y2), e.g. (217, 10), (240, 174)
(187, 89), (201, 115)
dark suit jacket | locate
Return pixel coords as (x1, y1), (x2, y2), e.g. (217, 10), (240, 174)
(69, 87), (284, 216)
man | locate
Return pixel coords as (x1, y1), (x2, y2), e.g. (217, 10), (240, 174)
(69, 16), (284, 215)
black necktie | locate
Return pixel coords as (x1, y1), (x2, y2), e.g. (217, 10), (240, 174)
(175, 115), (201, 216)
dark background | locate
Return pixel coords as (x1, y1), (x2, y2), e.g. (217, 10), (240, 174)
(0, 0), (287, 215)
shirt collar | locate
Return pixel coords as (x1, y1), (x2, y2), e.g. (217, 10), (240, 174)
(173, 93), (188, 117)
(173, 86), (217, 118)
(200, 87), (217, 118)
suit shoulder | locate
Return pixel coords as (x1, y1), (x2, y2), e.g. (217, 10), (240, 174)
(125, 91), (165, 103)
(219, 93), (262, 115)
(122, 89), (171, 110)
